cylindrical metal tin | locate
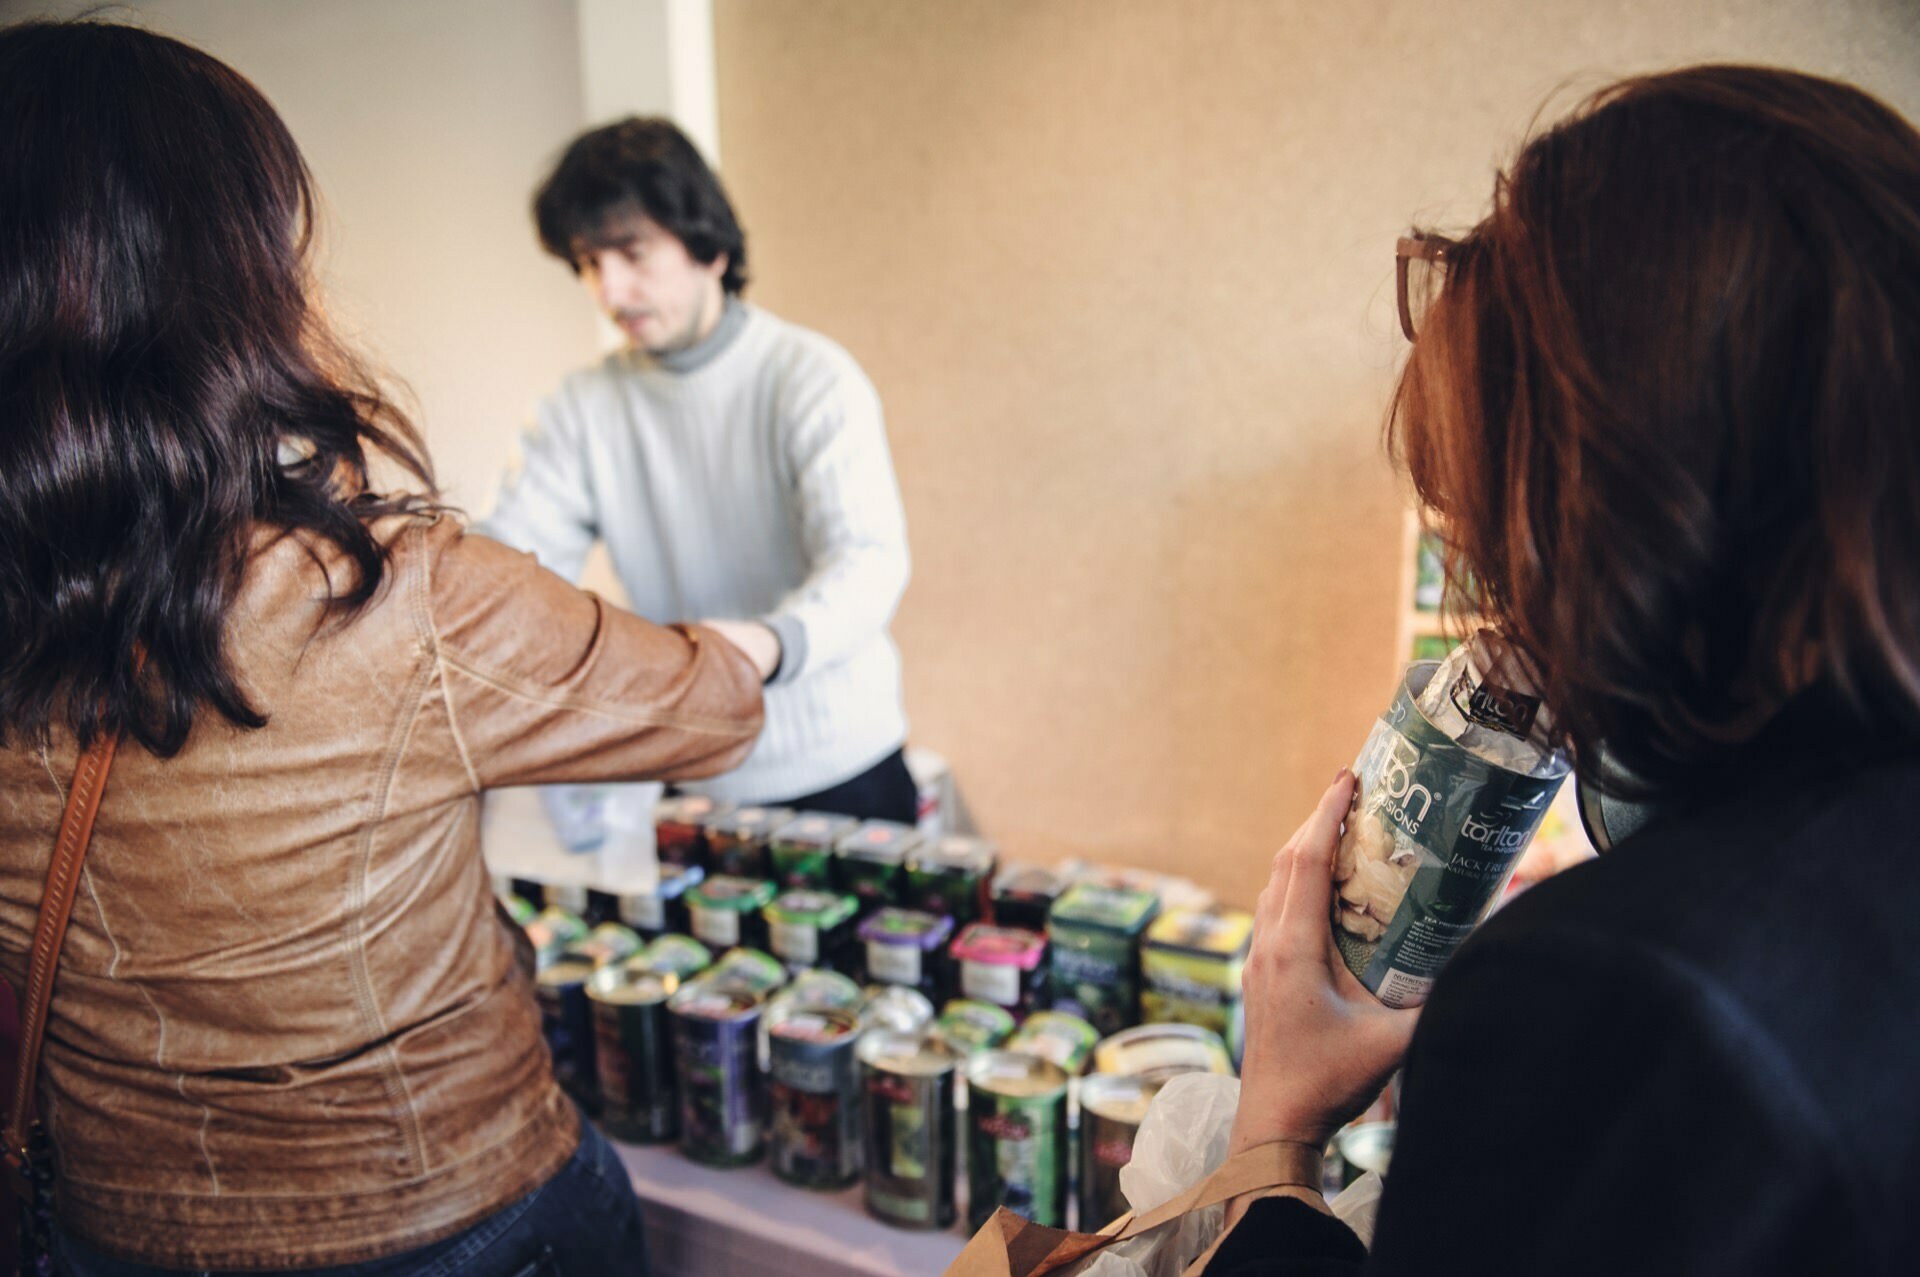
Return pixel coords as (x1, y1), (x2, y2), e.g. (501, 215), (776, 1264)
(668, 983), (765, 1166)
(769, 812), (858, 890)
(654, 794), (735, 874)
(617, 863), (703, 942)
(989, 864), (1066, 932)
(1005, 1011), (1099, 1076)
(687, 875), (776, 953)
(705, 805), (797, 880)
(637, 933), (713, 980)
(860, 984), (936, 1035)
(950, 924), (1049, 1022)
(767, 1005), (864, 1190)
(1076, 1073), (1161, 1230)
(858, 908), (954, 1003)
(1047, 883), (1161, 1037)
(905, 835), (999, 928)
(933, 999), (1017, 1056)
(1090, 1024), (1234, 1083)
(764, 889), (861, 975)
(833, 821), (923, 917)
(966, 1051), (1071, 1231)
(563, 921), (645, 968)
(589, 963), (679, 1143)
(858, 1031), (961, 1230)
(535, 955), (599, 1105)
(523, 904), (588, 972)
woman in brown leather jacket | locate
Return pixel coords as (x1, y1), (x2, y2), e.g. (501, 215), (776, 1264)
(0, 20), (765, 1275)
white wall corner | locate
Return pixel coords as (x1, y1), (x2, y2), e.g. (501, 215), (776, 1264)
(576, 0), (720, 166)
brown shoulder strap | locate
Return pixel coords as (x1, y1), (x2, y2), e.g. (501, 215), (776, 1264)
(5, 729), (125, 1168)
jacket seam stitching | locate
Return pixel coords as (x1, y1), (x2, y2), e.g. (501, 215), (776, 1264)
(412, 525), (483, 795)
(435, 648), (749, 736)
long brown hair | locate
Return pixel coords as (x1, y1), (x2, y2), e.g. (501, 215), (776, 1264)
(1390, 65), (1920, 794)
(0, 20), (438, 757)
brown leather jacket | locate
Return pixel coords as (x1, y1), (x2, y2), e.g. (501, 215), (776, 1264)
(0, 516), (764, 1269)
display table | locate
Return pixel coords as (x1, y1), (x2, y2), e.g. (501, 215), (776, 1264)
(616, 1140), (967, 1277)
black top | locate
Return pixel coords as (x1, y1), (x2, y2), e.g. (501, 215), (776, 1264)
(1208, 741), (1920, 1276)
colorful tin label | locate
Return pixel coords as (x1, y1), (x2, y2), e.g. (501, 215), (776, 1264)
(1078, 1073), (1161, 1229)
(951, 924), (1048, 1019)
(859, 908), (953, 1000)
(687, 875), (775, 952)
(764, 889), (858, 971)
(1334, 663), (1569, 1008)
(1049, 884), (1160, 1036)
(966, 1051), (1070, 1231)
(906, 835), (997, 926)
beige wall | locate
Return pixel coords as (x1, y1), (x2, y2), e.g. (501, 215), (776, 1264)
(2, 0), (599, 517)
(712, 0), (1920, 907)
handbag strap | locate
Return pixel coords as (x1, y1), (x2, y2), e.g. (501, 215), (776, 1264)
(1105, 1140), (1324, 1242)
(4, 728), (127, 1171)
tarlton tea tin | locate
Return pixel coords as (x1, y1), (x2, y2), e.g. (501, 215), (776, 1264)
(702, 947), (789, 999)
(834, 821), (924, 916)
(932, 999), (1016, 1056)
(858, 908), (954, 1003)
(764, 889), (860, 975)
(860, 984), (936, 1035)
(1090, 1024), (1233, 1083)
(705, 806), (797, 880)
(1140, 905), (1253, 1036)
(616, 862), (703, 941)
(966, 1051), (1071, 1231)
(858, 1031), (961, 1230)
(990, 864), (1066, 932)
(668, 982), (765, 1166)
(588, 963), (679, 1143)
(1077, 1072), (1163, 1230)
(1048, 883), (1161, 1036)
(636, 933), (713, 980)
(1005, 1011), (1099, 1076)
(767, 1004), (864, 1190)
(536, 954), (599, 1105)
(1333, 661), (1569, 1008)
(905, 835), (998, 927)
(687, 875), (776, 953)
(563, 921), (645, 969)
(653, 794), (734, 873)
(769, 813), (858, 890)
(774, 968), (865, 1014)
(950, 925), (1048, 1021)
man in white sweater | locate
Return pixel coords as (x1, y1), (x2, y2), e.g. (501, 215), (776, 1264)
(482, 117), (915, 820)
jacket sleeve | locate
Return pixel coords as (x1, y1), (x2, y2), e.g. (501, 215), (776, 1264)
(1206, 923), (1853, 1274)
(418, 520), (764, 789)
(475, 392), (599, 582)
(758, 352), (909, 686)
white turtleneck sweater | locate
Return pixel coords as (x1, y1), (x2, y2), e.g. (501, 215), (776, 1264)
(480, 301), (910, 803)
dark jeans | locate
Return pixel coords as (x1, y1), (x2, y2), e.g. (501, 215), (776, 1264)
(777, 747), (918, 825)
(52, 1119), (649, 1277)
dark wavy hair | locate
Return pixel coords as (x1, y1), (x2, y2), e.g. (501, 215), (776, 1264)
(1390, 65), (1920, 794)
(0, 20), (438, 757)
(533, 117), (749, 294)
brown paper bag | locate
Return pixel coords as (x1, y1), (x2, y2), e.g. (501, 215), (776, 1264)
(942, 1141), (1320, 1277)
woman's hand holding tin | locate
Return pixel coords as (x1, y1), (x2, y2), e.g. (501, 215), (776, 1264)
(1228, 769), (1420, 1158)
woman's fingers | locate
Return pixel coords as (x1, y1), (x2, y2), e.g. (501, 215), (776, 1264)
(1276, 769), (1356, 948)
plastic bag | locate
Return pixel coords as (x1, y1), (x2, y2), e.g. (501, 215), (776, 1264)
(1060, 1073), (1241, 1277)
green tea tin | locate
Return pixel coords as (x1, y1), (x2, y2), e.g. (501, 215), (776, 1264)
(965, 1050), (1070, 1231)
(687, 875), (776, 953)
(905, 835), (998, 927)
(769, 812), (859, 890)
(1140, 905), (1253, 1035)
(705, 805), (797, 880)
(1047, 883), (1161, 1036)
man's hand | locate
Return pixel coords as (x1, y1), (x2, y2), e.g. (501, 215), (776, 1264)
(1229, 769), (1420, 1157)
(699, 619), (781, 683)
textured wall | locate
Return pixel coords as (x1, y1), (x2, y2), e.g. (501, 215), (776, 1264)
(711, 0), (1920, 906)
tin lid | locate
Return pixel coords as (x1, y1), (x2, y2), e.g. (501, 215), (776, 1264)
(1335, 1121), (1395, 1176)
(950, 923), (1048, 971)
(767, 1005), (862, 1045)
(587, 963), (677, 1006)
(835, 820), (923, 865)
(535, 955), (597, 988)
(545, 882), (590, 915)
(770, 812), (859, 851)
(704, 947), (788, 996)
(1006, 1011), (1099, 1072)
(668, 981), (762, 1022)
(991, 863), (1066, 901)
(1050, 883), (1161, 934)
(910, 835), (999, 878)
(933, 999), (1017, 1054)
(636, 934), (713, 978)
(774, 969), (864, 1013)
(529, 905), (588, 942)
(858, 907), (955, 950)
(860, 984), (937, 1033)
(654, 794), (733, 828)
(1091, 1024), (1234, 1081)
(1079, 1072), (1160, 1125)
(764, 889), (858, 929)
(688, 875), (777, 912)
(706, 806), (798, 841)
(562, 922), (644, 966)
(857, 1029), (960, 1076)
(966, 1050), (1070, 1099)
(1144, 906), (1254, 960)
